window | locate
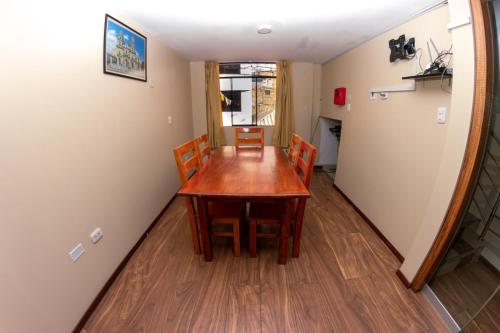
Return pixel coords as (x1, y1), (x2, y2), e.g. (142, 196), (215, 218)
(219, 63), (276, 126)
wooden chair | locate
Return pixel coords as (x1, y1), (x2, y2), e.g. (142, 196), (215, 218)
(235, 127), (264, 148)
(287, 133), (303, 166)
(195, 134), (211, 165)
(248, 139), (317, 258)
(294, 140), (317, 189)
(173, 139), (243, 256)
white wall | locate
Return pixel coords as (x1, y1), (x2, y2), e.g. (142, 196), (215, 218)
(0, 2), (193, 332)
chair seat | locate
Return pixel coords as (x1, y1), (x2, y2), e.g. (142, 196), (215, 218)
(208, 200), (243, 219)
(207, 200), (243, 257)
(249, 199), (298, 220)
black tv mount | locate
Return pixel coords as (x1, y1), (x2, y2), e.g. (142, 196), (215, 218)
(389, 34), (416, 62)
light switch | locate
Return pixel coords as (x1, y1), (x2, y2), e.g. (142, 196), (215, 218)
(167, 116), (173, 125)
(437, 107), (447, 124)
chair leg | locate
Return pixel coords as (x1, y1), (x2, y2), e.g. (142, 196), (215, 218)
(233, 218), (240, 257)
(249, 218), (257, 258)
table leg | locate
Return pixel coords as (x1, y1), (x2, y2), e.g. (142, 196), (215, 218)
(196, 197), (213, 261)
(185, 197), (201, 255)
(278, 199), (292, 265)
(292, 198), (307, 258)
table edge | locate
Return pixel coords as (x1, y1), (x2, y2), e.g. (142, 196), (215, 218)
(177, 191), (311, 199)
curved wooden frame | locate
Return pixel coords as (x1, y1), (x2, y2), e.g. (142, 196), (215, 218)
(411, 0), (494, 291)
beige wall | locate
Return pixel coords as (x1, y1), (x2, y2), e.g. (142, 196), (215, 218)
(320, 3), (470, 262)
(400, 0), (475, 281)
(292, 62), (316, 141)
(0, 3), (193, 333)
(190, 61), (319, 144)
(191, 61), (208, 137)
(311, 64), (323, 150)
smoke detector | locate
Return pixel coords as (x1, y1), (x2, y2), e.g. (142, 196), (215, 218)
(257, 25), (272, 35)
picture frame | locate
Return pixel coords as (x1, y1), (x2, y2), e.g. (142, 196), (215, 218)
(103, 14), (147, 81)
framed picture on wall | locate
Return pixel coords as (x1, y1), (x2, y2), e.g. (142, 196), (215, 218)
(103, 14), (147, 81)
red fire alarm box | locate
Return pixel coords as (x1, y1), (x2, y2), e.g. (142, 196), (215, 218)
(333, 87), (346, 105)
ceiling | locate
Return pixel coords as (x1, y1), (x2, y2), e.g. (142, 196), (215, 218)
(110, 0), (446, 64)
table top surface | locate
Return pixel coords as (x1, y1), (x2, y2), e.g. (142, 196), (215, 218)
(177, 146), (310, 198)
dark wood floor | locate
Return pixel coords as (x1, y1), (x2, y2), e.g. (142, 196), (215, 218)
(83, 172), (448, 333)
(462, 289), (499, 333)
(431, 260), (500, 332)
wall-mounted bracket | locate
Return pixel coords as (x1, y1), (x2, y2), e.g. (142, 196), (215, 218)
(369, 52), (418, 100)
(369, 82), (416, 99)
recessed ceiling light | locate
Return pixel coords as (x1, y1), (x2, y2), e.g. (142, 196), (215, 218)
(257, 25), (272, 35)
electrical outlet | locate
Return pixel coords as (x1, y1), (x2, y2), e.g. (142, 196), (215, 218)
(69, 243), (85, 262)
(90, 228), (103, 244)
(437, 107), (447, 124)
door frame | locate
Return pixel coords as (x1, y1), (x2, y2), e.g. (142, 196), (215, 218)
(411, 0), (495, 292)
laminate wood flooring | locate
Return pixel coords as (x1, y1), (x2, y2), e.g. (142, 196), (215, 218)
(430, 260), (500, 332)
(83, 172), (448, 333)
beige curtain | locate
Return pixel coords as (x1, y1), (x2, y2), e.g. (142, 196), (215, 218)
(205, 61), (227, 148)
(272, 60), (294, 147)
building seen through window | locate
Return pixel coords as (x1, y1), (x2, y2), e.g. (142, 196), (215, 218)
(219, 63), (276, 126)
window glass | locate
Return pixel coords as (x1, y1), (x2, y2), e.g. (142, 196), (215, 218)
(219, 63), (276, 126)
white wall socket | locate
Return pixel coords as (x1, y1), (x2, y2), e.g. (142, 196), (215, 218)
(69, 243), (85, 262)
(437, 107), (447, 124)
(167, 116), (173, 125)
(90, 227), (103, 244)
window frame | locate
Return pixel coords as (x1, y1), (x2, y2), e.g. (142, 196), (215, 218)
(219, 62), (277, 127)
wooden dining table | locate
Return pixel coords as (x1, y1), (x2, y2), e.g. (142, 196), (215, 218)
(177, 146), (310, 264)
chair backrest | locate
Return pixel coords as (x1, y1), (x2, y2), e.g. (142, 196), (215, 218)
(173, 139), (201, 185)
(295, 139), (317, 189)
(288, 133), (302, 165)
(235, 127), (264, 148)
(196, 134), (211, 165)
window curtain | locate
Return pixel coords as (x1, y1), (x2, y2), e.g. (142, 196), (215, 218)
(205, 61), (227, 148)
(272, 60), (294, 147)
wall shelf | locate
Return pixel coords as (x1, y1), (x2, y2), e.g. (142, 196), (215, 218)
(402, 72), (452, 80)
